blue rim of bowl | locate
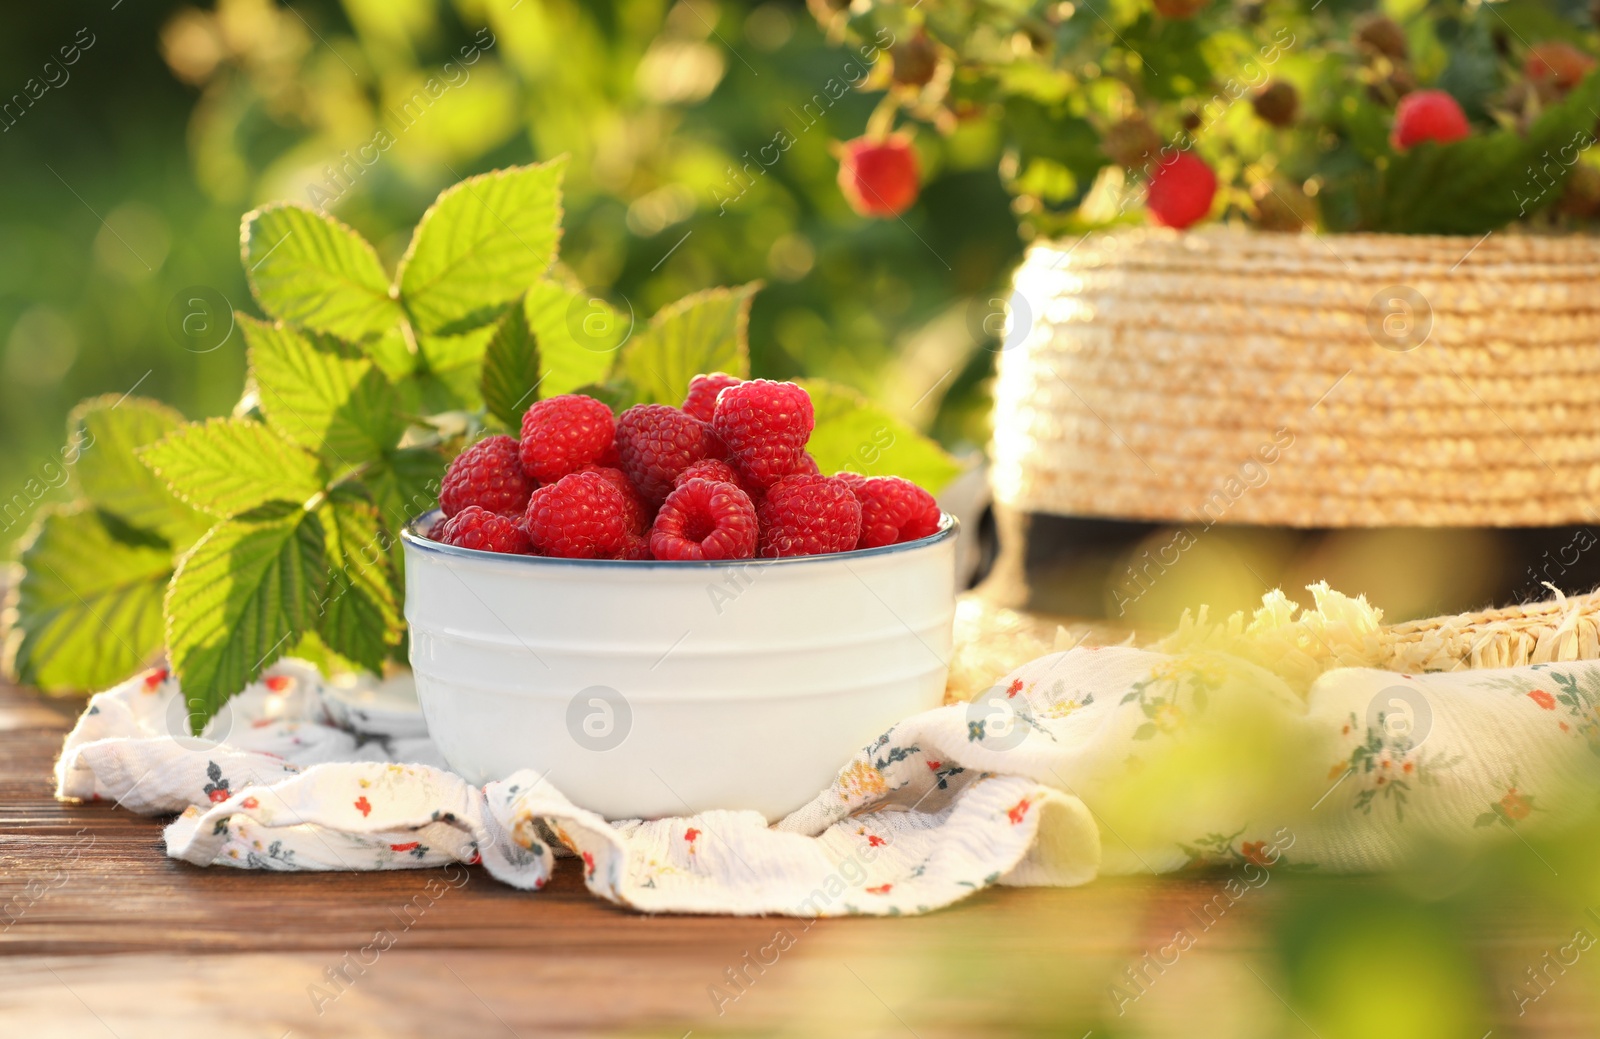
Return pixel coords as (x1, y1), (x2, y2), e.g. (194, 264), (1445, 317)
(401, 509), (959, 569)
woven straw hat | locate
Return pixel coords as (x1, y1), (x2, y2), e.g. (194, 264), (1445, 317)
(990, 228), (1600, 528)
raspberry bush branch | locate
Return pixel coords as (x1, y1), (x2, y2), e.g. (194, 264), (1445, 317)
(815, 2), (1600, 234)
(1, 161), (960, 731)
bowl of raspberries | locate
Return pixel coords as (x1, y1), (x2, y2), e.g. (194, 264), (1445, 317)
(400, 375), (959, 821)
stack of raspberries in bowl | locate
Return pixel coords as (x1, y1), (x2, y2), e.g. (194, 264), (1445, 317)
(426, 375), (942, 561)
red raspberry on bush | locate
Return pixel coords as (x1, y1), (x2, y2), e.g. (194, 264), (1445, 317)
(846, 476), (942, 549)
(439, 435), (535, 518)
(757, 474), (863, 558)
(1146, 150), (1216, 230)
(1526, 42), (1595, 92)
(683, 372), (744, 423)
(712, 380), (815, 490)
(837, 135), (920, 218)
(650, 478), (759, 561)
(519, 394), (616, 484)
(576, 464), (651, 535)
(616, 404), (723, 503)
(441, 506), (531, 555)
(524, 471), (633, 559)
(1390, 90), (1470, 150)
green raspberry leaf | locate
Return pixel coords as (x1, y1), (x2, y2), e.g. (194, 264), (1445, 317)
(480, 297), (541, 428)
(800, 379), (964, 494)
(414, 325), (498, 413)
(243, 316), (404, 472)
(4, 506), (175, 692)
(242, 204), (403, 340)
(68, 396), (210, 548)
(397, 159), (566, 335)
(366, 447), (445, 537)
(525, 277), (627, 399)
(315, 497), (402, 673)
(166, 510), (327, 732)
(364, 326), (419, 382)
(620, 283), (758, 406)
(139, 418), (326, 519)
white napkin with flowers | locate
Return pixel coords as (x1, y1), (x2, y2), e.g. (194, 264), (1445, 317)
(55, 646), (1600, 915)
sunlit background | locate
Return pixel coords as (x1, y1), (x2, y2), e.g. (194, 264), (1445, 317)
(7, 2), (1600, 1036)
(0, 0), (1016, 562)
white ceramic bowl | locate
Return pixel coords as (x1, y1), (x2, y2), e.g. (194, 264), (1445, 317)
(401, 513), (959, 821)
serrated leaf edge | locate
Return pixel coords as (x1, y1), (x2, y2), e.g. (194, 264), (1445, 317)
(393, 157), (569, 315)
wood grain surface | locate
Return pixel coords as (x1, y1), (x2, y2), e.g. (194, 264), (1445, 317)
(3, 678), (1595, 1038)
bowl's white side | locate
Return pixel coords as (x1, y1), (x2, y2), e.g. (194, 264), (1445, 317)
(402, 529), (957, 821)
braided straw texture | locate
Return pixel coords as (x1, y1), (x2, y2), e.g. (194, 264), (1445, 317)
(1382, 586), (1600, 673)
(1158, 582), (1600, 690)
(991, 228), (1600, 527)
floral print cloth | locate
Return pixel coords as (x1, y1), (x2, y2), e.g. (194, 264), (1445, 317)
(54, 647), (1600, 915)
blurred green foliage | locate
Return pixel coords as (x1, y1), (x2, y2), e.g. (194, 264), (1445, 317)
(0, 0), (1020, 555)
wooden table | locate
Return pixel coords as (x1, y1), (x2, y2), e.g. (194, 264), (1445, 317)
(3, 678), (1594, 1039)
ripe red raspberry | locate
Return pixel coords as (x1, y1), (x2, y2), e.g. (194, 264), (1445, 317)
(834, 471), (868, 495)
(675, 458), (741, 488)
(846, 476), (942, 548)
(615, 404), (722, 503)
(523, 471), (633, 559)
(837, 135), (919, 218)
(617, 534), (654, 561)
(425, 516), (451, 541)
(683, 372), (744, 423)
(1390, 90), (1470, 150)
(441, 506), (531, 555)
(440, 435), (535, 518)
(757, 474), (863, 558)
(576, 464), (651, 534)
(711, 380), (815, 490)
(650, 479), (759, 561)
(1526, 42), (1595, 91)
(1146, 150), (1216, 230)
(518, 394), (616, 484)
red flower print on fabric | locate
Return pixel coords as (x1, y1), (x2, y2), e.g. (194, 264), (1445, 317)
(582, 850), (596, 879)
(353, 795), (372, 817)
(1240, 841), (1273, 868)
(265, 675), (293, 693)
(926, 760), (943, 770)
(1007, 798), (1032, 824)
(240, 797), (259, 810)
(865, 884), (892, 895)
(142, 668), (168, 692)
(390, 842), (420, 852)
(1528, 689), (1556, 710)
(1007, 679), (1023, 698)
(684, 828), (701, 843)
(867, 835), (886, 848)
